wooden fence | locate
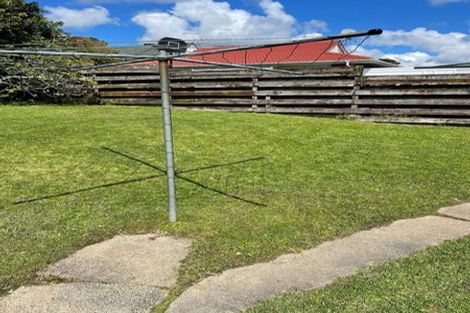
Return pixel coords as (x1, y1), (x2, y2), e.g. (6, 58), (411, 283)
(94, 67), (470, 124)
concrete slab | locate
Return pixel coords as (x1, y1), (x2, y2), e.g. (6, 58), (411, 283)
(42, 234), (192, 288)
(439, 202), (470, 221)
(0, 283), (166, 313)
(166, 216), (470, 313)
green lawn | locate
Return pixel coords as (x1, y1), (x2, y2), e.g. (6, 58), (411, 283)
(248, 236), (470, 313)
(0, 106), (469, 308)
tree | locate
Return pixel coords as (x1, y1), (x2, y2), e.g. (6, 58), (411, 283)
(58, 36), (117, 65)
(0, 1), (107, 103)
(0, 55), (95, 102)
(0, 0), (64, 46)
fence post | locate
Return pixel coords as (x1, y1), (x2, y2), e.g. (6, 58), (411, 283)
(265, 96), (272, 114)
(92, 71), (100, 104)
(252, 77), (259, 112)
(352, 78), (359, 109)
(352, 66), (363, 110)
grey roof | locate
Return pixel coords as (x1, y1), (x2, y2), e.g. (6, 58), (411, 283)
(415, 62), (470, 69)
(113, 45), (159, 56)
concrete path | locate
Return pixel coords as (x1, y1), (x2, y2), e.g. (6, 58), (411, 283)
(167, 211), (470, 313)
(1, 204), (469, 313)
(0, 234), (192, 313)
(439, 202), (470, 221)
(42, 234), (190, 288)
(0, 283), (165, 313)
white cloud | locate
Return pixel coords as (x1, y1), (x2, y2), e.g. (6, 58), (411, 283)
(341, 28), (358, 35)
(354, 46), (435, 67)
(303, 19), (329, 33)
(132, 0), (297, 41)
(351, 27), (470, 67)
(369, 28), (470, 64)
(428, 0), (467, 5)
(383, 52), (434, 67)
(45, 6), (118, 29)
(294, 32), (323, 40)
(351, 46), (384, 60)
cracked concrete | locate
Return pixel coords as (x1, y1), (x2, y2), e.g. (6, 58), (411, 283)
(42, 234), (192, 288)
(0, 283), (166, 313)
(166, 215), (470, 313)
(439, 202), (470, 221)
(2, 204), (469, 313)
(0, 234), (192, 313)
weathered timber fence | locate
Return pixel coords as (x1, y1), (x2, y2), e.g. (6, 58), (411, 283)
(94, 67), (470, 123)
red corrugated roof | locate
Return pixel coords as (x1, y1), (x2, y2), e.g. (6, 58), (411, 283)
(136, 40), (371, 67)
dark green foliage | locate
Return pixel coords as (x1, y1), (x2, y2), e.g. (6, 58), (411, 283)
(0, 56), (96, 103)
(0, 1), (109, 103)
(57, 36), (118, 65)
(0, 0), (64, 45)
(59, 36), (112, 53)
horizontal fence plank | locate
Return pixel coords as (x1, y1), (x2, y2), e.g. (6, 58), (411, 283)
(170, 67), (358, 77)
(356, 88), (470, 96)
(171, 81), (253, 89)
(97, 81), (254, 90)
(255, 90), (353, 97)
(256, 80), (354, 88)
(176, 106), (255, 112)
(101, 98), (161, 106)
(99, 91), (160, 98)
(97, 83), (160, 90)
(358, 80), (470, 88)
(360, 75), (470, 81)
(169, 72), (359, 80)
(99, 90), (253, 98)
(261, 99), (352, 105)
(95, 75), (160, 82)
(174, 98), (254, 105)
(270, 107), (470, 116)
(101, 98), (354, 106)
(93, 70), (158, 76)
(355, 98), (470, 106)
(360, 117), (470, 126)
(360, 79), (470, 87)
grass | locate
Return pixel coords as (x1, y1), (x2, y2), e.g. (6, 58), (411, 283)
(0, 106), (469, 306)
(247, 236), (470, 313)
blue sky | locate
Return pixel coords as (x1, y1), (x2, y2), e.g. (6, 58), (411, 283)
(37, 0), (470, 67)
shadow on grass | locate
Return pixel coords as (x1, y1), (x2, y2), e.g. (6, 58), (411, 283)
(13, 146), (266, 207)
(13, 174), (165, 205)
